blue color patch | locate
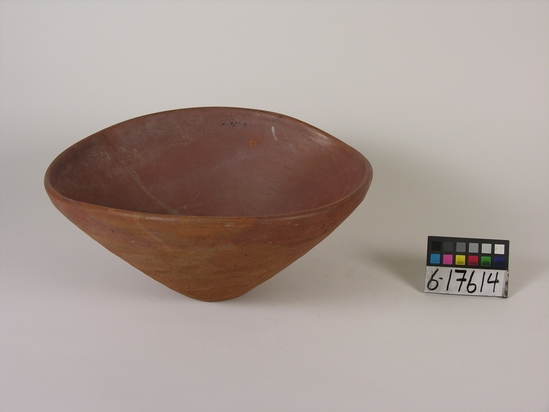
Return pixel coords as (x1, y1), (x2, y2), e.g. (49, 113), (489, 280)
(494, 256), (505, 268)
(430, 253), (441, 265)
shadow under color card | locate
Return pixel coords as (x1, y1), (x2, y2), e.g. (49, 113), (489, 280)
(425, 236), (510, 298)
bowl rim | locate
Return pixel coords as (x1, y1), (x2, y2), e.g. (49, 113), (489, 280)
(44, 106), (373, 221)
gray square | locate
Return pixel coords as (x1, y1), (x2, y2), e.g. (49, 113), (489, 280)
(456, 242), (466, 253)
(443, 242), (453, 252)
(468, 243), (479, 253)
(482, 243), (492, 254)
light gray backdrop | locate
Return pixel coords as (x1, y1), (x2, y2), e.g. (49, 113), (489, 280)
(1, 1), (548, 411)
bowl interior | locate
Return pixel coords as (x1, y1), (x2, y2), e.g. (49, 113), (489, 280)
(48, 108), (370, 217)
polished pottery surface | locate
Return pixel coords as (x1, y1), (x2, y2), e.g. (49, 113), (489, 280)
(45, 107), (373, 301)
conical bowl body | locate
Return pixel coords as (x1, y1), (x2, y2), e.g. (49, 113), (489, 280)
(45, 107), (373, 301)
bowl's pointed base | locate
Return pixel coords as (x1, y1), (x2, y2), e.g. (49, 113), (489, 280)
(48, 190), (365, 301)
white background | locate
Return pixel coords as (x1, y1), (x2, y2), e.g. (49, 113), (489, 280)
(1, 1), (548, 411)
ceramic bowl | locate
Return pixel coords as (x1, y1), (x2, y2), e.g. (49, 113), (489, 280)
(45, 107), (373, 301)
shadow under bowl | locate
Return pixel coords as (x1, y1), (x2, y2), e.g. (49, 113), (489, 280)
(45, 107), (373, 301)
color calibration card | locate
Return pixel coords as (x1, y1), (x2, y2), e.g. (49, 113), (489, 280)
(425, 236), (510, 298)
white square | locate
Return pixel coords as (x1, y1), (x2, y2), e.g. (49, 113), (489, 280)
(494, 244), (505, 254)
(482, 243), (492, 254)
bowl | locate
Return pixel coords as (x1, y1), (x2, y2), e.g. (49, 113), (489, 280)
(45, 107), (373, 301)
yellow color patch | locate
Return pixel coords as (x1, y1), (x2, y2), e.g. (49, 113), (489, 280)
(455, 255), (466, 265)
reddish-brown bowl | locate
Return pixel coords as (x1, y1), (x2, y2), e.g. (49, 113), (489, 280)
(45, 107), (373, 301)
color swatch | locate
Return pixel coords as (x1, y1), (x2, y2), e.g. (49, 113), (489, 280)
(427, 236), (509, 270)
(425, 236), (510, 298)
